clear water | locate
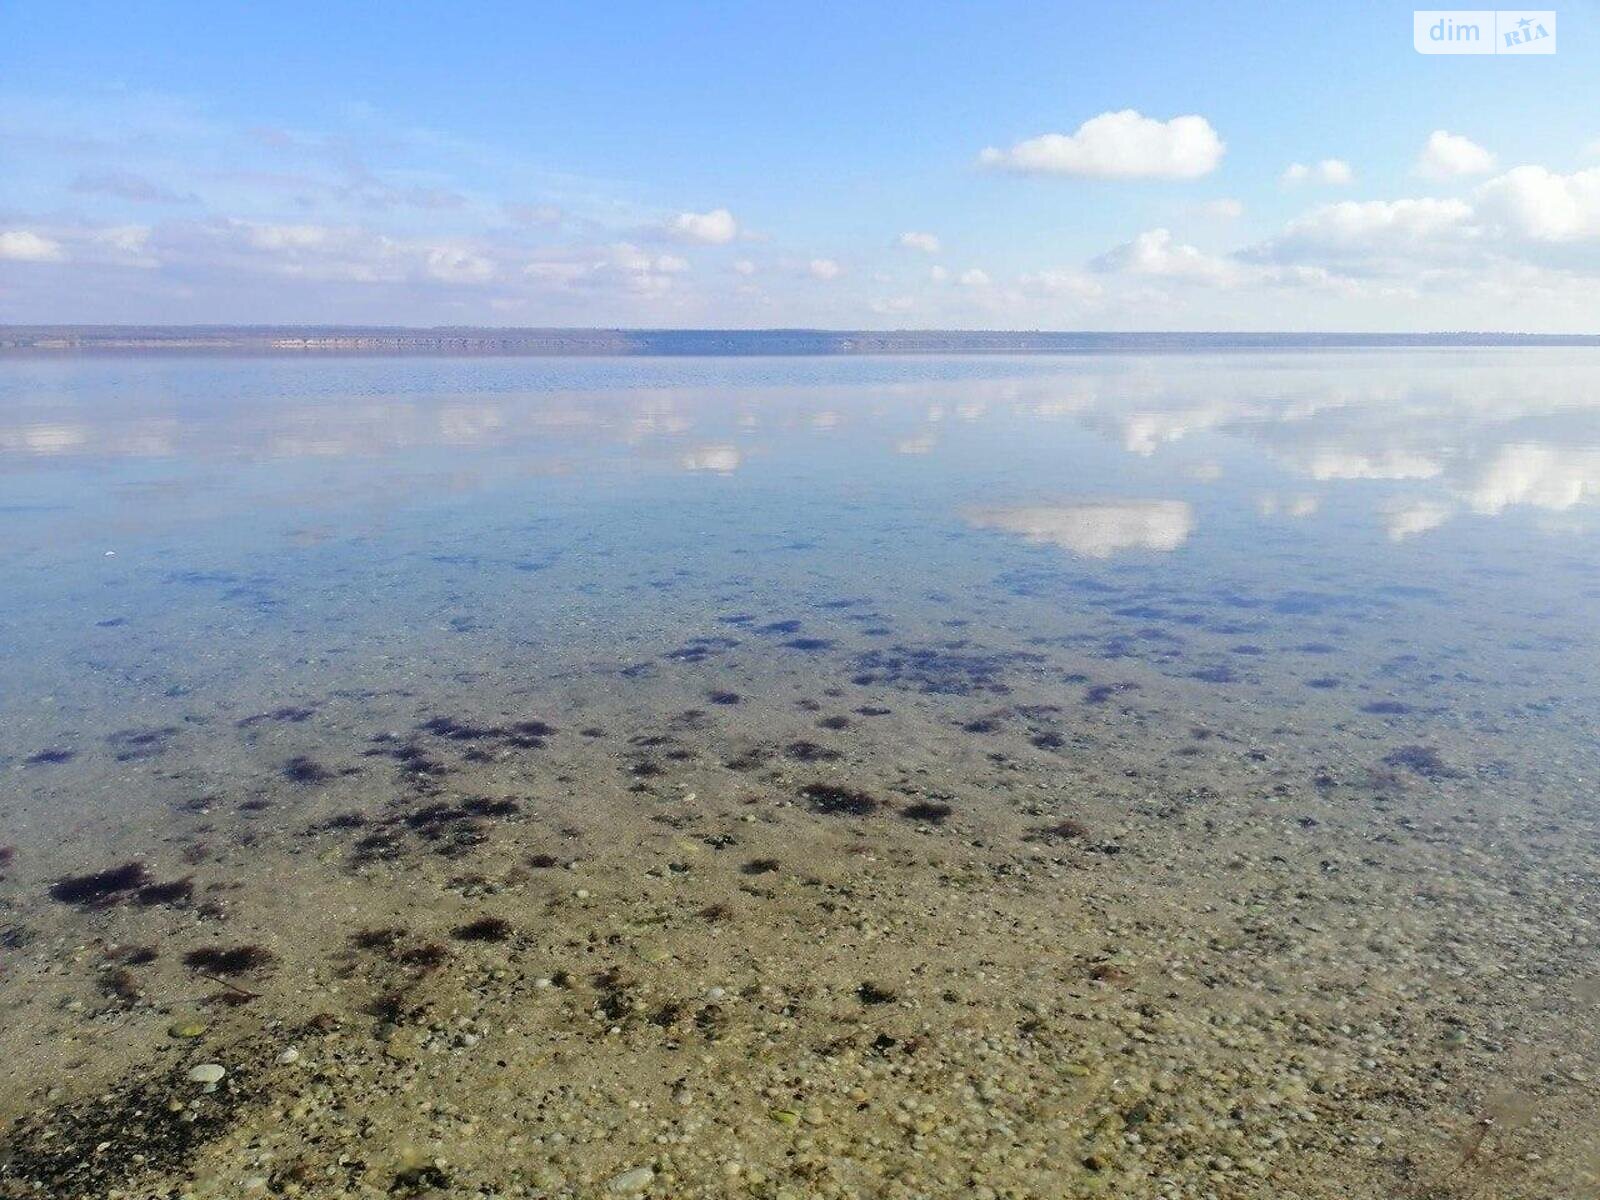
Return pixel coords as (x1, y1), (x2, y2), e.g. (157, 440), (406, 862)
(1, 351), (1597, 1197)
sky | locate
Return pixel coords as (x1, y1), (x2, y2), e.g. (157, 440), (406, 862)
(2, 1), (1599, 331)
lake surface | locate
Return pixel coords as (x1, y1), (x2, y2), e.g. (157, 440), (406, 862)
(1, 352), (1597, 1199)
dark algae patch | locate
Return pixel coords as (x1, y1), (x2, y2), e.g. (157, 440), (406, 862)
(0, 1064), (258, 1196)
(183, 944), (277, 976)
(1382, 744), (1463, 779)
(451, 916), (513, 942)
(799, 783), (880, 816)
(49, 861), (151, 906)
(902, 801), (953, 824)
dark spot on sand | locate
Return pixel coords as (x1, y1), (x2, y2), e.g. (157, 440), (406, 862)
(1362, 700), (1413, 715)
(799, 783), (879, 816)
(50, 862), (151, 906)
(1027, 819), (1090, 842)
(351, 927), (406, 951)
(1382, 744), (1462, 779)
(183, 944), (276, 976)
(282, 756), (335, 784)
(785, 740), (842, 763)
(741, 858), (781, 875)
(708, 690), (741, 705)
(237, 705), (316, 728)
(783, 637), (834, 652)
(134, 878), (194, 907)
(451, 916), (512, 942)
(107, 727), (178, 761)
(759, 619), (803, 634)
(902, 802), (953, 824)
(857, 981), (898, 1005)
(26, 747), (75, 765)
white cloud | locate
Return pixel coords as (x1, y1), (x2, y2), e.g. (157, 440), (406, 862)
(978, 110), (1224, 179)
(870, 295), (915, 315)
(1092, 228), (1240, 286)
(1203, 198), (1244, 219)
(898, 231), (941, 254)
(680, 443), (741, 473)
(1462, 443), (1600, 514)
(1282, 159), (1354, 187)
(0, 230), (67, 262)
(808, 258), (841, 280)
(1383, 499), (1454, 541)
(966, 500), (1194, 558)
(1416, 131), (1495, 179)
(424, 244), (493, 284)
(928, 265), (948, 282)
(1473, 166), (1600, 241)
(732, 258), (756, 276)
(958, 267), (991, 287)
(1250, 198), (1474, 270)
(664, 208), (738, 244)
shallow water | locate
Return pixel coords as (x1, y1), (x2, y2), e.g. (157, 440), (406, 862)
(1, 352), (1597, 1199)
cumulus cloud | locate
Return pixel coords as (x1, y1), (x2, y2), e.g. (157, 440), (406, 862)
(928, 265), (948, 282)
(967, 500), (1195, 558)
(680, 443), (741, 473)
(978, 110), (1224, 179)
(1383, 499), (1454, 541)
(807, 258), (841, 280)
(898, 231), (941, 254)
(958, 267), (991, 287)
(664, 208), (738, 244)
(1092, 228), (1240, 286)
(1415, 131), (1495, 179)
(1474, 166), (1600, 241)
(0, 230), (66, 262)
(1462, 443), (1600, 514)
(732, 258), (756, 276)
(1282, 159), (1354, 186)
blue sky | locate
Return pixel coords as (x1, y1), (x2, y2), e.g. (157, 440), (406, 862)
(3, 1), (1599, 329)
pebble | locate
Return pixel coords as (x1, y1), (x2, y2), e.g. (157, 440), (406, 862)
(606, 1165), (654, 1193)
(186, 1063), (226, 1085)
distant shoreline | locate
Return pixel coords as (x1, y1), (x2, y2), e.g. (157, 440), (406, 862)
(2, 326), (1598, 355)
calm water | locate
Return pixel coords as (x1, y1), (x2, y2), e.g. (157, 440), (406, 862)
(1, 352), (1597, 1198)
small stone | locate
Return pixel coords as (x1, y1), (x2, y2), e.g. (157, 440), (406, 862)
(606, 1165), (654, 1193)
(276, 1047), (300, 1064)
(169, 1022), (207, 1039)
(186, 1063), (226, 1085)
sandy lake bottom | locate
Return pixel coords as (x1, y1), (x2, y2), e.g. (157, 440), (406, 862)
(0, 352), (1596, 1199)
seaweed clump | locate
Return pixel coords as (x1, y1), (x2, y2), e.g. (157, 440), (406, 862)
(134, 878), (195, 907)
(902, 801), (953, 824)
(183, 944), (276, 977)
(50, 862), (151, 906)
(451, 916), (512, 942)
(1383, 744), (1462, 779)
(799, 783), (880, 816)
(0, 1065), (254, 1196)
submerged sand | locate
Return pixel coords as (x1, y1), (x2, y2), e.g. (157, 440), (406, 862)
(1, 602), (1597, 1200)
